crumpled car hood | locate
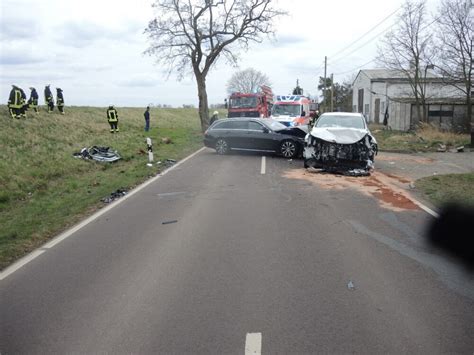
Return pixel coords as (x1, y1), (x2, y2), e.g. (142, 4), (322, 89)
(310, 127), (372, 144)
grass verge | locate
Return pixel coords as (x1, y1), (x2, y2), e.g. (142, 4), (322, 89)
(415, 173), (474, 207)
(370, 123), (470, 153)
(0, 105), (203, 270)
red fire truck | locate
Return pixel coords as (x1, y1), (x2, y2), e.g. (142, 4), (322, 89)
(227, 85), (273, 118)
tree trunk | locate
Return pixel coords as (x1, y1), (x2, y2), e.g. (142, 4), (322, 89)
(196, 74), (209, 133)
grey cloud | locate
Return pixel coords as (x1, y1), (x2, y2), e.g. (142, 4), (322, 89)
(0, 17), (41, 40)
(55, 21), (144, 48)
(0, 51), (46, 65)
(274, 34), (308, 47)
(118, 76), (159, 88)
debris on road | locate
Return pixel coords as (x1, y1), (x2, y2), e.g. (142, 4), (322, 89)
(73, 146), (121, 163)
(347, 280), (355, 291)
(101, 189), (127, 203)
(157, 158), (177, 169)
(162, 220), (178, 225)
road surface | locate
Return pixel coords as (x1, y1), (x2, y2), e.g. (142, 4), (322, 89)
(1, 149), (473, 353)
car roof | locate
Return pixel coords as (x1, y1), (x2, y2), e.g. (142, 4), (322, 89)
(320, 112), (363, 117)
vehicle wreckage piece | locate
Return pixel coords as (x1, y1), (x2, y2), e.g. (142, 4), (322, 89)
(303, 129), (377, 176)
(73, 146), (121, 163)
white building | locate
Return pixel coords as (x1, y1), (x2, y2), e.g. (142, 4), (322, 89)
(352, 69), (469, 131)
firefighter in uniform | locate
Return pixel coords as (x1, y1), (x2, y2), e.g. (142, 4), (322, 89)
(107, 105), (119, 133)
(8, 85), (24, 119)
(19, 87), (28, 118)
(28, 87), (39, 113)
(56, 88), (65, 114)
(44, 85), (54, 113)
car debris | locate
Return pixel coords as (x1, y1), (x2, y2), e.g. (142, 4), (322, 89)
(157, 158), (177, 168)
(303, 113), (378, 176)
(100, 188), (127, 203)
(162, 220), (178, 225)
(73, 146), (121, 162)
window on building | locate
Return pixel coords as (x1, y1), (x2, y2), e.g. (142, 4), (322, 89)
(428, 104), (454, 118)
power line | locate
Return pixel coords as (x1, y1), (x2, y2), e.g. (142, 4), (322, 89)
(328, 23), (395, 67)
(329, 6), (402, 62)
(333, 59), (376, 76)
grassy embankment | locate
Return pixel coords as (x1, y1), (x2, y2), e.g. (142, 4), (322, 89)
(369, 123), (473, 207)
(369, 123), (470, 153)
(0, 106), (203, 270)
(415, 173), (474, 208)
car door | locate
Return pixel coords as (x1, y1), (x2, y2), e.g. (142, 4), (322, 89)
(246, 121), (278, 151)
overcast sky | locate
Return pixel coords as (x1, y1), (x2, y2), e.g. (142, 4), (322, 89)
(0, 0), (442, 107)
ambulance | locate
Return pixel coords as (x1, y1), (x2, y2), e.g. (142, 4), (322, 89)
(270, 95), (311, 127)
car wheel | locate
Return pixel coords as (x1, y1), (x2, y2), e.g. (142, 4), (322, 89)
(280, 140), (298, 159)
(215, 139), (229, 155)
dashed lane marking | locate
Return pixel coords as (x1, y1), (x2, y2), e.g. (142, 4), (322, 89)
(245, 332), (262, 355)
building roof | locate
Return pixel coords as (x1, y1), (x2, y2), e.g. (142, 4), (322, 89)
(355, 68), (440, 83)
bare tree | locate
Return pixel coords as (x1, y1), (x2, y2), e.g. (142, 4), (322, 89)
(435, 0), (473, 136)
(377, 0), (435, 123)
(144, 0), (285, 132)
(226, 67), (271, 94)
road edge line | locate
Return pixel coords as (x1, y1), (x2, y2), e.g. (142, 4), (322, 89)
(0, 147), (207, 281)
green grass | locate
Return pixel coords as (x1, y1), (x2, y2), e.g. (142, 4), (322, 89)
(415, 173), (474, 207)
(369, 123), (470, 152)
(0, 105), (203, 269)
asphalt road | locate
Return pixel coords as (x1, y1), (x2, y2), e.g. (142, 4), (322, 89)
(1, 149), (473, 354)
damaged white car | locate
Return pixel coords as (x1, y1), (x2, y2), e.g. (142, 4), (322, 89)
(303, 112), (378, 176)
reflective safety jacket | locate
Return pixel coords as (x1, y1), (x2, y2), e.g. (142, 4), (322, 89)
(44, 86), (53, 103)
(107, 108), (118, 122)
(29, 88), (39, 105)
(8, 87), (24, 108)
(56, 90), (64, 106)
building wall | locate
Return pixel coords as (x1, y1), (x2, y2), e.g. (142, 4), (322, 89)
(353, 70), (469, 131)
(352, 72), (371, 116)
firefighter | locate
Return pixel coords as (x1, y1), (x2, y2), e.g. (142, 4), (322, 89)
(56, 88), (65, 114)
(309, 110), (320, 128)
(19, 87), (28, 118)
(144, 106), (150, 132)
(44, 85), (54, 113)
(210, 111), (219, 125)
(107, 105), (119, 133)
(7, 85), (24, 119)
(28, 87), (39, 113)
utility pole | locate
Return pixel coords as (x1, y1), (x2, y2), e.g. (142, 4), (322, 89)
(323, 56), (327, 112)
(330, 73), (334, 112)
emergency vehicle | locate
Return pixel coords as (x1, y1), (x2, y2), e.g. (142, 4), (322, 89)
(227, 85), (273, 118)
(270, 95), (312, 126)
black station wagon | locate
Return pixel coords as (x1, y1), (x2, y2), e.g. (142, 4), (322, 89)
(204, 118), (308, 159)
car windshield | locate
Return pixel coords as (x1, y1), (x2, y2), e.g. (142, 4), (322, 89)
(271, 104), (301, 117)
(229, 96), (258, 108)
(315, 115), (366, 129)
(262, 119), (288, 131)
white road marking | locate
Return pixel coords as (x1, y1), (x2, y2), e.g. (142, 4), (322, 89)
(0, 147), (207, 282)
(260, 156), (266, 175)
(0, 250), (45, 281)
(245, 333), (262, 355)
(410, 199), (439, 218)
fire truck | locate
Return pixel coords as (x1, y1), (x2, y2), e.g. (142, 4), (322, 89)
(227, 85), (273, 118)
(270, 95), (312, 127)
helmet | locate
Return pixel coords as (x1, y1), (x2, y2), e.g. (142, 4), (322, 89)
(213, 111), (219, 115)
